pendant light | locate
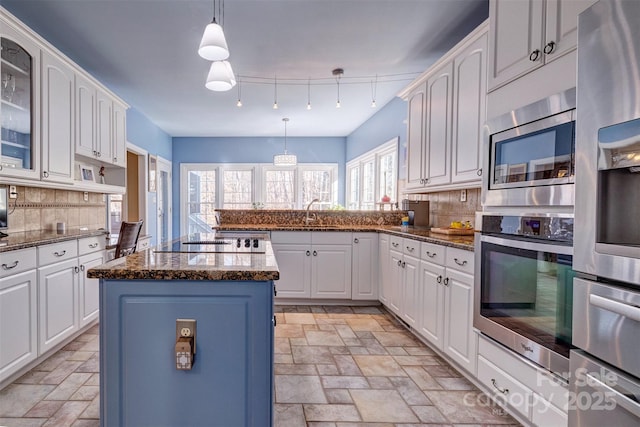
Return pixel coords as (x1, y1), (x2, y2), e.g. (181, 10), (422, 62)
(198, 0), (230, 61)
(205, 60), (236, 91)
(274, 118), (297, 166)
(333, 68), (343, 108)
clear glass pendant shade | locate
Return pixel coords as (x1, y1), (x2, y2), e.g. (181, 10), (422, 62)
(273, 152), (297, 166)
(198, 20), (230, 61)
(205, 61), (236, 91)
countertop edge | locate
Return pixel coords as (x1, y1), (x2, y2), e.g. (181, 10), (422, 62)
(0, 229), (109, 252)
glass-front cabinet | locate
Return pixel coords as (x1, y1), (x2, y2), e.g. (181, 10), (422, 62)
(0, 22), (40, 180)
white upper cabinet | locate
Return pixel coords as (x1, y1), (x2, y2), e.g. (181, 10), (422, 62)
(75, 73), (96, 159)
(112, 101), (127, 167)
(0, 20), (41, 181)
(41, 50), (74, 184)
(401, 22), (488, 192)
(96, 89), (113, 164)
(488, 0), (597, 91)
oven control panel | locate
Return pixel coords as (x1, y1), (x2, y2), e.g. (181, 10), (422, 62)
(480, 214), (573, 243)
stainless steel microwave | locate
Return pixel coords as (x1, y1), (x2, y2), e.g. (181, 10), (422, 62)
(482, 88), (576, 208)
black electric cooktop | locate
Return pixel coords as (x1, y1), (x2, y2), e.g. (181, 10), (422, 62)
(154, 233), (267, 254)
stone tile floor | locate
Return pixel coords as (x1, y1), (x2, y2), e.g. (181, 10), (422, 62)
(0, 306), (520, 426)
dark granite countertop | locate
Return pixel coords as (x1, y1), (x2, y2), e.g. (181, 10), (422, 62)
(87, 238), (280, 281)
(0, 229), (108, 252)
(216, 224), (475, 251)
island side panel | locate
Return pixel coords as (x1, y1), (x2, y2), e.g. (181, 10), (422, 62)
(99, 279), (274, 427)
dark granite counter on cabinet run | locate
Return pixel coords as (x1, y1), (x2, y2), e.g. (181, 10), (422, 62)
(215, 224), (475, 251)
(87, 238), (280, 281)
(0, 228), (108, 252)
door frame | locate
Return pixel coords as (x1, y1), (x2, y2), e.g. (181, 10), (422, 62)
(156, 156), (172, 244)
(126, 142), (149, 237)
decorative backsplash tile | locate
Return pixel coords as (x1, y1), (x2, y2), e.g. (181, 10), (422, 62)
(5, 186), (106, 233)
(402, 188), (481, 228)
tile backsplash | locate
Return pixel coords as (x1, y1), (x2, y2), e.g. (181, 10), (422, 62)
(5, 186), (106, 233)
(403, 188), (480, 228)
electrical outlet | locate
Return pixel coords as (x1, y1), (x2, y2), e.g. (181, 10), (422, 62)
(460, 189), (467, 202)
(176, 319), (196, 352)
(9, 186), (17, 199)
(83, 192), (89, 202)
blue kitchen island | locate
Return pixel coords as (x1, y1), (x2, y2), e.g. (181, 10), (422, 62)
(87, 234), (279, 427)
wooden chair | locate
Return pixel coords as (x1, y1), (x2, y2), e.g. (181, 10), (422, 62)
(114, 220), (144, 259)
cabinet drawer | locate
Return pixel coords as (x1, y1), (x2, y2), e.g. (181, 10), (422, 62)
(421, 242), (446, 264)
(389, 235), (403, 251)
(38, 240), (78, 267)
(312, 232), (351, 245)
(78, 236), (106, 256)
(446, 247), (474, 274)
(402, 238), (420, 256)
(137, 236), (152, 251)
(0, 247), (37, 278)
(477, 355), (532, 420)
(270, 231), (311, 245)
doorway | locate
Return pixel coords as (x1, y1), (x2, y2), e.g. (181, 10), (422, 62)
(157, 157), (172, 244)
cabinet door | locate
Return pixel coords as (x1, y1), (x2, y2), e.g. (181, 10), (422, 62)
(96, 90), (113, 163)
(41, 51), (75, 183)
(443, 268), (477, 374)
(112, 101), (127, 167)
(418, 260), (446, 350)
(0, 270), (37, 383)
(401, 254), (419, 327)
(0, 23), (41, 180)
(406, 85), (427, 189)
(38, 258), (79, 354)
(451, 31), (487, 184)
(488, 0), (544, 90)
(311, 244), (352, 299)
(388, 249), (403, 315)
(79, 251), (105, 327)
(378, 233), (390, 304)
(352, 233), (379, 300)
(425, 62), (453, 186)
(75, 73), (96, 159)
(544, 0), (597, 63)
(272, 243), (311, 298)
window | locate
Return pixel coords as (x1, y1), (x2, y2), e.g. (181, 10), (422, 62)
(346, 137), (398, 210)
(108, 194), (123, 232)
(180, 163), (338, 234)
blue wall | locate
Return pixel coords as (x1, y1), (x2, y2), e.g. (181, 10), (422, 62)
(346, 97), (408, 163)
(126, 108), (172, 244)
(171, 136), (346, 237)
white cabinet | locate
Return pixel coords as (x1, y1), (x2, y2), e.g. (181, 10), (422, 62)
(402, 23), (487, 191)
(96, 89), (113, 164)
(351, 232), (378, 300)
(272, 231), (352, 299)
(418, 256), (446, 349)
(75, 73), (96, 159)
(41, 50), (75, 184)
(112, 100), (127, 167)
(378, 233), (390, 304)
(78, 251), (104, 327)
(136, 235), (152, 252)
(384, 236), (420, 327)
(488, 0), (597, 91)
(443, 265), (476, 374)
(0, 268), (38, 383)
(37, 257), (79, 354)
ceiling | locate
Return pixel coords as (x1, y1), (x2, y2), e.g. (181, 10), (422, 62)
(2, 0), (488, 137)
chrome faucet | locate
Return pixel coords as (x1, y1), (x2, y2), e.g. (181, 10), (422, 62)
(305, 198), (320, 225)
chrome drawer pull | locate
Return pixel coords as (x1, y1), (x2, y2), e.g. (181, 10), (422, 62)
(306, 250), (311, 256)
(491, 379), (509, 395)
(2, 261), (19, 270)
(590, 294), (640, 322)
(89, 243), (98, 248)
(406, 246), (415, 252)
(454, 258), (467, 266)
(353, 238), (359, 243)
(425, 251), (437, 258)
(443, 277), (449, 286)
(54, 250), (66, 257)
(437, 275), (442, 283)
(392, 242), (399, 248)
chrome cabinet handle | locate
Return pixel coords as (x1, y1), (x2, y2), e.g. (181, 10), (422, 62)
(454, 258), (467, 266)
(54, 250), (66, 257)
(97, 152), (101, 157)
(397, 260), (402, 266)
(2, 261), (19, 270)
(306, 250), (310, 256)
(443, 277), (449, 286)
(437, 275), (442, 283)
(477, 168), (482, 176)
(43, 171), (49, 178)
(425, 251), (436, 258)
(392, 242), (399, 248)
(93, 150), (97, 156)
(313, 250), (318, 256)
(401, 261), (406, 268)
(543, 41), (556, 54)
(354, 238), (359, 243)
(74, 266), (80, 273)
(491, 379), (509, 395)
(89, 243), (98, 248)
(80, 264), (85, 271)
(529, 49), (541, 61)
(113, 157), (118, 163)
(406, 246), (415, 252)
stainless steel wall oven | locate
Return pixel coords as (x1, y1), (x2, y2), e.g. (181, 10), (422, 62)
(482, 88), (576, 208)
(474, 213), (575, 379)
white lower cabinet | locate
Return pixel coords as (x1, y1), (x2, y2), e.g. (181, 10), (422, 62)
(78, 251), (105, 327)
(272, 231), (352, 299)
(351, 233), (378, 300)
(443, 267), (476, 373)
(0, 270), (38, 383)
(388, 246), (403, 314)
(477, 334), (569, 426)
(37, 258), (79, 354)
(378, 233), (390, 304)
(418, 259), (446, 349)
